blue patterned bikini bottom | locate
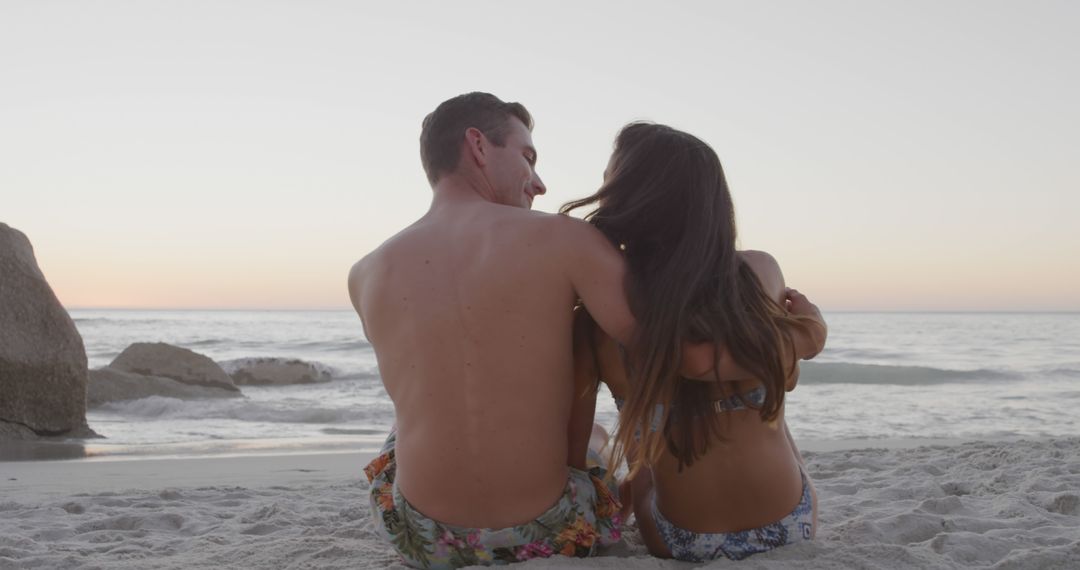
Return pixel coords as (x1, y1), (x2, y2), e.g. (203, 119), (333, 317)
(651, 465), (815, 562)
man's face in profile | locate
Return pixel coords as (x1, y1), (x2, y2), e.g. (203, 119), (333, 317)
(485, 118), (546, 209)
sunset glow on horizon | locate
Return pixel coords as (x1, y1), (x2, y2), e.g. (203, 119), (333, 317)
(4, 1), (1078, 312)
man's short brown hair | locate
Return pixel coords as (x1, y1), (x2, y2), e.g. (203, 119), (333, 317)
(420, 92), (533, 186)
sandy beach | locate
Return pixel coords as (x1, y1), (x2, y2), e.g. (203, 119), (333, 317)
(3, 437), (1078, 569)
(3, 0), (1078, 567)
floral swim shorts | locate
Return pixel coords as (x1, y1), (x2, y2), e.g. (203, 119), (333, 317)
(364, 430), (623, 569)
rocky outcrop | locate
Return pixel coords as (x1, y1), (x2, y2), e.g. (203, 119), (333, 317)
(87, 367), (242, 407)
(221, 357), (332, 386)
(0, 420), (38, 440)
(0, 224), (97, 438)
(108, 343), (239, 392)
(0, 223), (95, 439)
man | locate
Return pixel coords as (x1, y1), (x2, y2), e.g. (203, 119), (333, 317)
(349, 93), (634, 567)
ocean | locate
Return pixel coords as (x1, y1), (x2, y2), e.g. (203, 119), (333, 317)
(67, 310), (1080, 460)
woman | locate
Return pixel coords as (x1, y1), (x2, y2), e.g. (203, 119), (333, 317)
(562, 123), (827, 562)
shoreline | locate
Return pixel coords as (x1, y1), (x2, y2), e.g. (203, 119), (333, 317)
(0, 434), (388, 463)
(0, 449), (375, 502)
(0, 433), (1021, 464)
(0, 435), (1019, 503)
(0, 434), (1054, 500)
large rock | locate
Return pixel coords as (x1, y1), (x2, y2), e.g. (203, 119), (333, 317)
(221, 357), (332, 386)
(109, 343), (239, 392)
(0, 421), (38, 440)
(0, 223), (95, 438)
(87, 367), (241, 407)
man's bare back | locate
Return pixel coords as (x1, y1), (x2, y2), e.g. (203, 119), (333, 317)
(349, 104), (634, 529)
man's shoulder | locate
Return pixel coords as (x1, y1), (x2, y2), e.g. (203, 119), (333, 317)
(513, 211), (607, 243)
(350, 238), (391, 279)
(348, 251), (374, 284)
(353, 219), (428, 266)
(348, 231), (408, 292)
(347, 250), (377, 309)
(347, 232), (411, 313)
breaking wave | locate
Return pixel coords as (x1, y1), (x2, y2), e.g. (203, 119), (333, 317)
(799, 362), (1021, 385)
(97, 396), (391, 425)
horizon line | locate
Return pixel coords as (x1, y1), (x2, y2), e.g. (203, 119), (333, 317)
(64, 306), (1080, 314)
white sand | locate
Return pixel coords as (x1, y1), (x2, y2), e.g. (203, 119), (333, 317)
(2, 438), (1079, 569)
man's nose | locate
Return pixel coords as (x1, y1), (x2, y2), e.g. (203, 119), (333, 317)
(533, 175), (547, 196)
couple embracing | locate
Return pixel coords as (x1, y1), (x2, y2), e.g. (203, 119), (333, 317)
(348, 92), (827, 568)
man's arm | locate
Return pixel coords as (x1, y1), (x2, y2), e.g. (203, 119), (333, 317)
(560, 218), (637, 346)
(785, 287), (827, 360)
(567, 308), (599, 470)
(682, 251), (827, 383)
(347, 261), (363, 313)
(559, 220), (785, 378)
(680, 342), (755, 382)
(347, 257), (372, 339)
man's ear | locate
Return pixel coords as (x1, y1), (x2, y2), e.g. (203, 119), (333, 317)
(463, 127), (487, 168)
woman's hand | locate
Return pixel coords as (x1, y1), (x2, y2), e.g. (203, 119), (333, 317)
(617, 476), (635, 521)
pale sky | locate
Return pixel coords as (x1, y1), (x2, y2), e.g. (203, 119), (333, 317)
(2, 1), (1077, 311)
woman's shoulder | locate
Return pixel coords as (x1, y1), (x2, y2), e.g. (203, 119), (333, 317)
(737, 250), (785, 301)
(737, 249), (779, 269)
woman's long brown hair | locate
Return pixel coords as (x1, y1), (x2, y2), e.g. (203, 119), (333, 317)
(561, 123), (812, 475)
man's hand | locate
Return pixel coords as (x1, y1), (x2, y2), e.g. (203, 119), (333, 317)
(785, 287), (818, 317)
(785, 287), (827, 360)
